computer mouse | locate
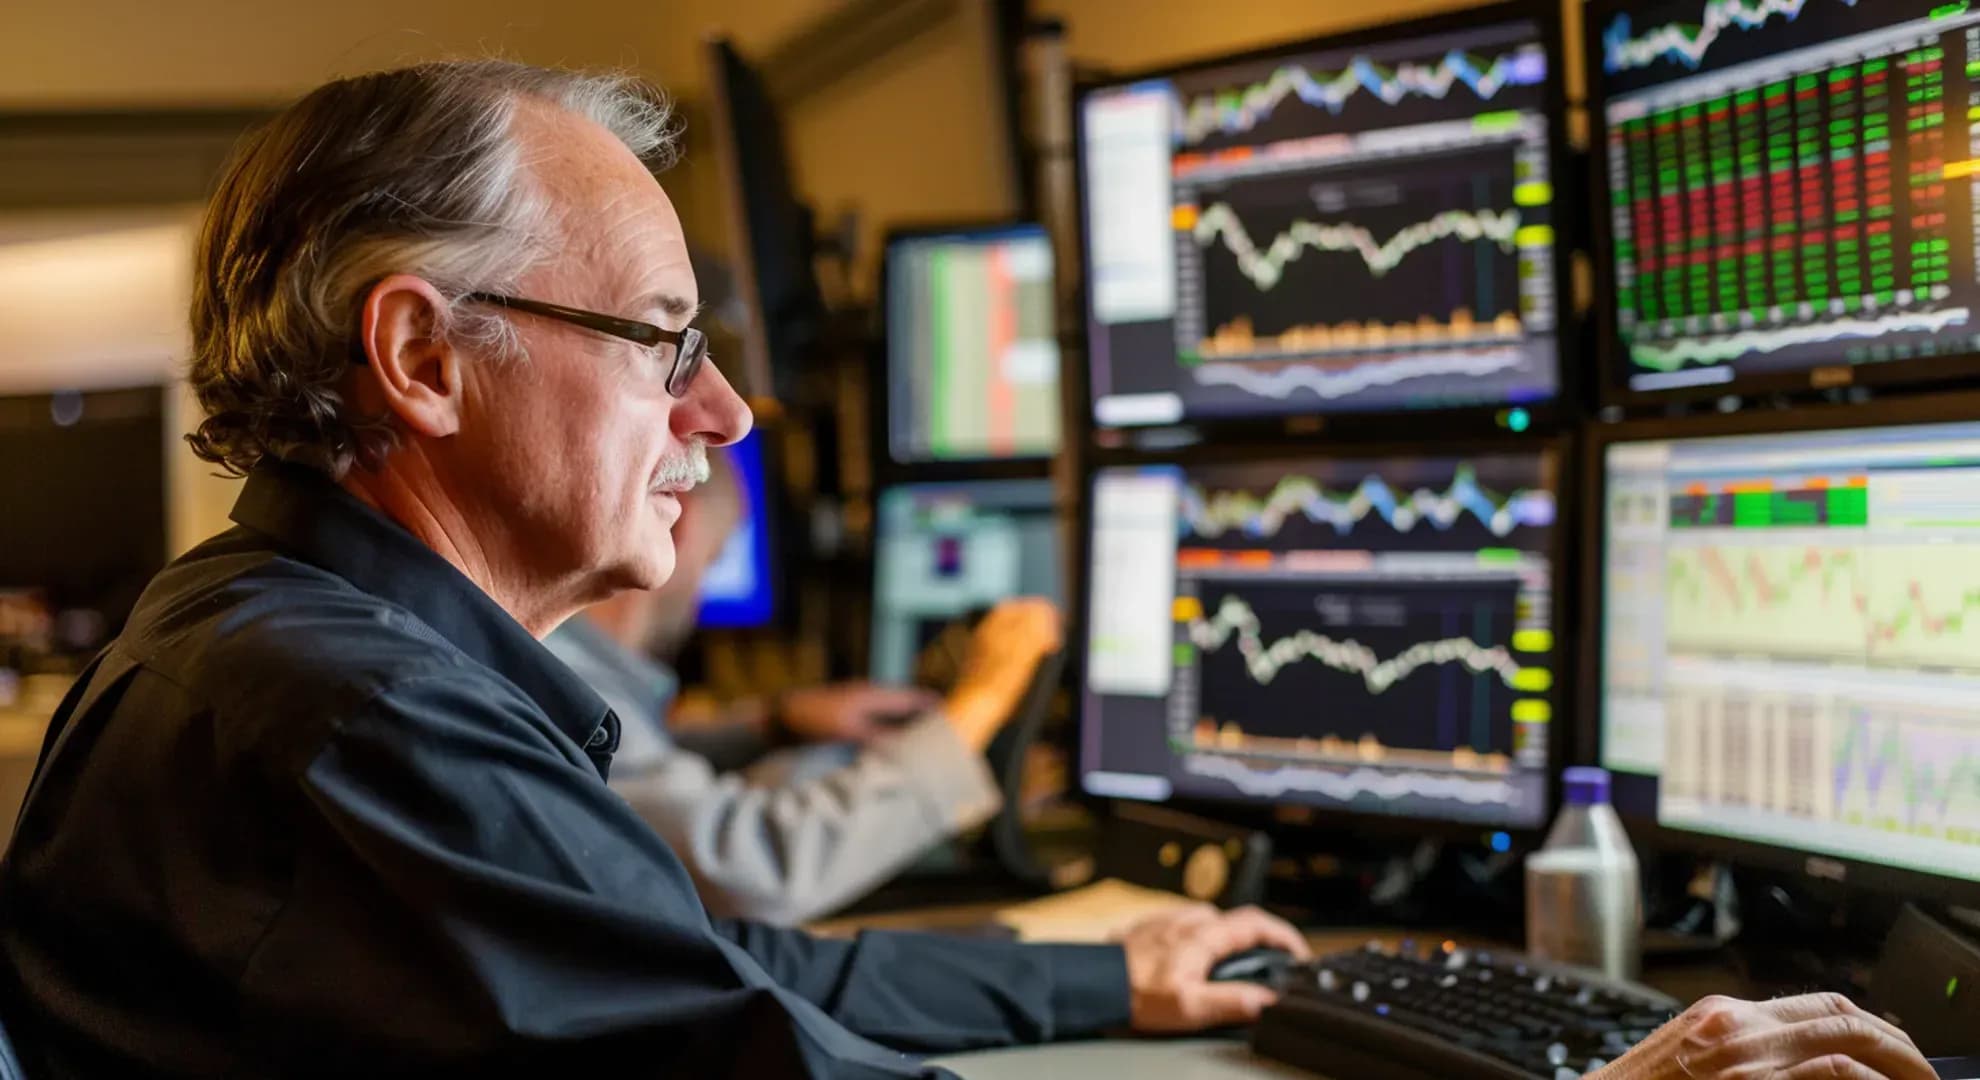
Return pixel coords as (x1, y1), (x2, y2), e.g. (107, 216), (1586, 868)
(1208, 945), (1296, 986)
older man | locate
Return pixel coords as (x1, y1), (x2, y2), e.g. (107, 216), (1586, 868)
(0, 61), (1934, 1080)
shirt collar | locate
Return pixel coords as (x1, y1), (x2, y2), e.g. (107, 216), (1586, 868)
(229, 462), (613, 752)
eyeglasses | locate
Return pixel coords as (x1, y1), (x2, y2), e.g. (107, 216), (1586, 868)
(464, 292), (709, 398)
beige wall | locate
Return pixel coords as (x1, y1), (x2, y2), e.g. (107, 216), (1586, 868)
(0, 0), (705, 109)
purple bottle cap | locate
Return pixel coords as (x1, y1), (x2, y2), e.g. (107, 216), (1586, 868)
(1562, 766), (1612, 807)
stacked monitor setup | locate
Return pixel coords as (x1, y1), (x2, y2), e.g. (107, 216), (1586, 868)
(1580, 0), (1980, 904)
(1073, 2), (1574, 841)
(1059, 0), (1980, 909)
(872, 224), (1067, 685)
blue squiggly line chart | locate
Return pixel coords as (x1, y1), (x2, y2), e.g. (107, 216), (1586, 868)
(1180, 48), (1546, 145)
(1180, 464), (1557, 540)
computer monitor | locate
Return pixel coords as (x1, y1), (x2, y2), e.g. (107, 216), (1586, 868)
(704, 36), (824, 404)
(697, 430), (777, 630)
(1075, 2), (1567, 430)
(0, 386), (167, 661)
(1078, 445), (1562, 831)
(1590, 395), (1980, 902)
(869, 478), (1061, 686)
(883, 224), (1062, 465)
(1589, 0), (1980, 404)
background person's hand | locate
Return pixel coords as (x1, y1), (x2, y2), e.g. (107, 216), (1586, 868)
(942, 598), (1062, 752)
(1117, 904), (1312, 1033)
(775, 682), (939, 744)
(1592, 993), (1934, 1080)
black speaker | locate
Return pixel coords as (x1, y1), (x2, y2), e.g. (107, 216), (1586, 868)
(1876, 905), (1980, 1058)
(1095, 802), (1272, 908)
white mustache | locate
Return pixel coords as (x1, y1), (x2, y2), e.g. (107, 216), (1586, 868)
(652, 443), (710, 491)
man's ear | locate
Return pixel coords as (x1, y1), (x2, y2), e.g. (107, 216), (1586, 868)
(353, 274), (465, 439)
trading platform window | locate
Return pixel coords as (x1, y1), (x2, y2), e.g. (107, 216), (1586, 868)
(1600, 420), (1980, 882)
(1081, 17), (1561, 426)
(1082, 451), (1559, 830)
(1597, 0), (1980, 394)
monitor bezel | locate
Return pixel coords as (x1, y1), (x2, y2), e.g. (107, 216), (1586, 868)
(1069, 429), (1574, 843)
(1582, 0), (1980, 411)
(1576, 390), (1980, 906)
(1068, 0), (1580, 446)
(874, 220), (1063, 477)
(702, 36), (776, 406)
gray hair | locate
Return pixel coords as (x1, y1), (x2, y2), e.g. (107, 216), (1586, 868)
(186, 59), (680, 478)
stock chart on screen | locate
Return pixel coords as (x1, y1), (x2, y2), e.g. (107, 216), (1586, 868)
(886, 226), (1061, 463)
(1080, 450), (1559, 828)
(1078, 13), (1562, 428)
(1597, 0), (1980, 397)
(1600, 417), (1980, 883)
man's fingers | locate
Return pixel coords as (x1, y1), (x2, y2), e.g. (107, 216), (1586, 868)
(1217, 906), (1312, 960)
(1183, 982), (1279, 1029)
(1756, 995), (1921, 1055)
(988, 598), (1062, 648)
(1713, 1016), (1935, 1080)
(1774, 1056), (1887, 1080)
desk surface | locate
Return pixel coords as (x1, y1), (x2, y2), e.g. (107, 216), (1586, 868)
(932, 1039), (1315, 1080)
(812, 899), (1474, 956)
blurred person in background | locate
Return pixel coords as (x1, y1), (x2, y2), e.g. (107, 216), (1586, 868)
(549, 447), (1058, 924)
(0, 59), (1935, 1080)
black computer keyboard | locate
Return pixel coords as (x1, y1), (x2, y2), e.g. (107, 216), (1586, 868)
(1252, 942), (1683, 1080)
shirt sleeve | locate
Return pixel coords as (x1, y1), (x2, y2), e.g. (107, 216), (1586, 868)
(712, 920), (1133, 1055)
(609, 711), (1003, 924)
(671, 712), (775, 773)
(268, 673), (953, 1078)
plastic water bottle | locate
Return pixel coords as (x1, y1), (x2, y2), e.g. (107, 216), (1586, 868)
(1526, 766), (1642, 981)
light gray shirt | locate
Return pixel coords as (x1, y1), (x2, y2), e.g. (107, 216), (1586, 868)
(544, 617), (1002, 924)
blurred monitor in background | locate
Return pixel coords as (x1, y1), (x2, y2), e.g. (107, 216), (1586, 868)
(0, 386), (168, 675)
(884, 224), (1061, 465)
(695, 429), (777, 631)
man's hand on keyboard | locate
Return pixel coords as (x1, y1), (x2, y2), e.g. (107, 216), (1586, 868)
(1595, 993), (1934, 1080)
(1118, 904), (1311, 1033)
